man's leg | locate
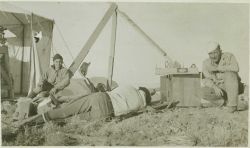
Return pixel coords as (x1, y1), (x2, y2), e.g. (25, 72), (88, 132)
(45, 95), (90, 119)
(34, 82), (53, 101)
(33, 91), (50, 103)
(46, 92), (113, 121)
(27, 86), (43, 98)
(27, 81), (53, 98)
(18, 96), (91, 126)
(78, 92), (114, 121)
(201, 86), (225, 107)
(223, 72), (239, 109)
(53, 89), (64, 99)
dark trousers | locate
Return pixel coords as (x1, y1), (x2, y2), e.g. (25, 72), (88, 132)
(29, 81), (54, 98)
(46, 92), (114, 121)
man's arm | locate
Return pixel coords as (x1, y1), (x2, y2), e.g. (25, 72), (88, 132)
(54, 69), (70, 90)
(202, 61), (216, 88)
(217, 54), (239, 72)
(202, 61), (223, 96)
(86, 78), (99, 92)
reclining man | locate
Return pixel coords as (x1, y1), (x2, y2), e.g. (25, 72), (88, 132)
(18, 85), (156, 125)
(27, 53), (70, 101)
(201, 42), (244, 113)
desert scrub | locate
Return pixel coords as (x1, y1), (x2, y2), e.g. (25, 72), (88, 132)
(184, 108), (248, 146)
(2, 107), (248, 146)
(13, 126), (45, 146)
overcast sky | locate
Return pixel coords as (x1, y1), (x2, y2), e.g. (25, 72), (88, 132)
(6, 1), (250, 87)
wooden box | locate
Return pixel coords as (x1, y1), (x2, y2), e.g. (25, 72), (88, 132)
(160, 74), (202, 107)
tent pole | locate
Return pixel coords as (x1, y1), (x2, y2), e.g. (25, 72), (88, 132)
(69, 3), (117, 75)
(0, 61), (1, 99)
(20, 25), (25, 95)
(107, 9), (117, 91)
(117, 9), (174, 65)
(28, 13), (34, 95)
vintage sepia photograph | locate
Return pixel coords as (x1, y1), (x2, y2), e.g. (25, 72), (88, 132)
(0, 0), (249, 146)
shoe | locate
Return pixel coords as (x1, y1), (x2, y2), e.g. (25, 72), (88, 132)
(226, 106), (237, 113)
(200, 99), (224, 108)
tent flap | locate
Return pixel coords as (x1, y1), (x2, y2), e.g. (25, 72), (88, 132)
(0, 6), (54, 95)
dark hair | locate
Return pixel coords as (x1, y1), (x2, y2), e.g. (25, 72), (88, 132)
(53, 53), (63, 61)
(96, 83), (106, 92)
(139, 87), (152, 106)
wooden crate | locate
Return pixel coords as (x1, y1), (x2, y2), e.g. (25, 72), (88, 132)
(160, 74), (202, 107)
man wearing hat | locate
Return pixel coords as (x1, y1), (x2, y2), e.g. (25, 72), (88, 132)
(201, 42), (244, 113)
(27, 53), (70, 101)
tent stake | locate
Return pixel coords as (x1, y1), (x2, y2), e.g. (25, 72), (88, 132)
(117, 9), (174, 65)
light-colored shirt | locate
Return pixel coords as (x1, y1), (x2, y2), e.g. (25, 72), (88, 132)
(39, 66), (70, 90)
(107, 85), (146, 116)
(202, 52), (239, 87)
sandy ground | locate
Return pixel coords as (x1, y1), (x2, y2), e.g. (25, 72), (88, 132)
(1, 85), (248, 146)
(1, 101), (248, 146)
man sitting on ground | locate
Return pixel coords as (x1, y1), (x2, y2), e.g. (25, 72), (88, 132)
(27, 53), (70, 101)
(201, 41), (244, 113)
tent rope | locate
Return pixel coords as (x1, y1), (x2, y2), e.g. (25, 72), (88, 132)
(117, 9), (174, 65)
(51, 39), (55, 57)
(55, 23), (74, 60)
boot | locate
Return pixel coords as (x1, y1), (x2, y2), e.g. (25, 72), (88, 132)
(201, 98), (224, 108)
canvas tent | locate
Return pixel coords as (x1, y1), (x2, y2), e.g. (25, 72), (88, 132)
(0, 3), (172, 98)
(65, 3), (171, 88)
(0, 3), (54, 95)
